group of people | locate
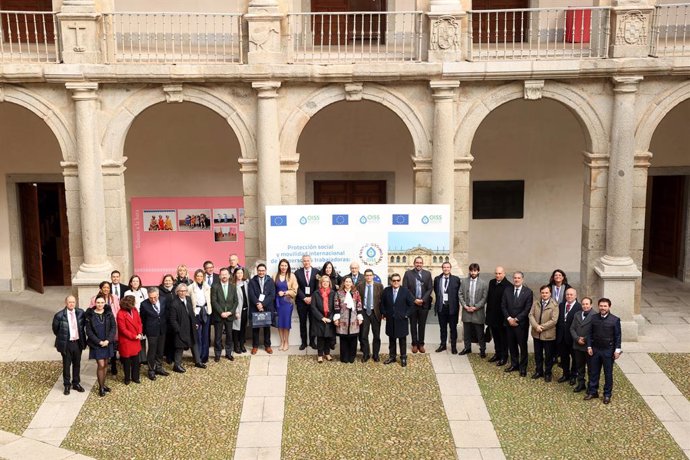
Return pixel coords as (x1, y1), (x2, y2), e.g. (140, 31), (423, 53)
(52, 255), (622, 403)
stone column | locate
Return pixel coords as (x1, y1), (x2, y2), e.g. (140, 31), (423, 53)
(281, 154), (299, 206)
(412, 156), (432, 204)
(580, 152), (609, 297)
(594, 76), (644, 340)
(453, 155), (472, 275)
(239, 158), (260, 268)
(67, 82), (112, 302)
(632, 151), (652, 314)
(253, 81), (282, 259)
(58, 0), (102, 64)
(102, 158), (129, 277)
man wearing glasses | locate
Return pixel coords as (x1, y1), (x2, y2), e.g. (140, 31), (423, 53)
(381, 274), (415, 367)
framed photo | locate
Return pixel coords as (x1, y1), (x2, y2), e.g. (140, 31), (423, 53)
(143, 210), (176, 232)
(178, 208), (212, 231)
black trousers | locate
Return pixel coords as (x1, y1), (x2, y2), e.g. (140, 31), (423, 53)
(533, 338), (555, 376)
(174, 344), (200, 367)
(463, 322), (485, 352)
(359, 313), (381, 358)
(146, 334), (166, 371)
(558, 341), (577, 378)
(296, 302), (315, 346)
(489, 323), (508, 360)
(573, 349), (591, 387)
(232, 308), (248, 350)
(252, 325), (272, 348)
(61, 341), (82, 386)
(409, 308), (429, 346)
(388, 336), (407, 358)
(316, 336), (331, 357)
(438, 308), (458, 347)
(588, 347), (615, 397)
(214, 319), (233, 357)
(339, 334), (358, 363)
(506, 324), (529, 371)
(121, 354), (140, 383)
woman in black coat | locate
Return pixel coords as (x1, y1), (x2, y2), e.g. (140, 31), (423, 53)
(168, 284), (205, 372)
(310, 275), (336, 363)
(85, 294), (116, 396)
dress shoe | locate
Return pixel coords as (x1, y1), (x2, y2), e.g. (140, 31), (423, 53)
(583, 393), (599, 401)
(132, 379), (141, 384)
(195, 362), (207, 369)
(400, 356), (407, 367)
(384, 357), (396, 365)
(419, 345), (426, 353)
(330, 343), (336, 350)
(148, 372), (156, 381)
(103, 386), (111, 392)
(299, 344), (307, 351)
(155, 368), (169, 377)
(519, 370), (527, 377)
(234, 346), (241, 354)
(214, 356), (221, 362)
(98, 387), (106, 397)
(372, 355), (380, 362)
(251, 348), (258, 355)
(63, 385), (70, 395)
(451, 347), (458, 355)
(504, 366), (518, 373)
(496, 360), (507, 366)
(459, 349), (472, 356)
(72, 383), (85, 393)
(488, 355), (499, 363)
(603, 396), (611, 404)
(480, 351), (487, 358)
(411, 345), (418, 353)
(544, 375), (552, 383)
(557, 375), (570, 383)
(241, 346), (247, 353)
(573, 384), (585, 393)
(265, 347), (273, 354)
(435, 345), (447, 353)
(225, 355), (234, 361)
(531, 372), (544, 379)
(362, 354), (370, 363)
(569, 377), (577, 386)
(173, 365), (186, 373)
(310, 342), (317, 350)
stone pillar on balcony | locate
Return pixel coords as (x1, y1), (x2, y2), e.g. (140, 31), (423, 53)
(608, 0), (655, 58)
(427, 0), (465, 63)
(280, 155), (299, 206)
(594, 76), (644, 341)
(59, 0), (102, 64)
(246, 0), (284, 64)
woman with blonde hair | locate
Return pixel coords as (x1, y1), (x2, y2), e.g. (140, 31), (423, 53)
(175, 264), (192, 287)
(189, 268), (212, 363)
(274, 259), (297, 351)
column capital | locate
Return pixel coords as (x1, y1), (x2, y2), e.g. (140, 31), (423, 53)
(248, 0), (279, 7)
(252, 81), (281, 98)
(454, 155), (474, 171)
(634, 151), (653, 168)
(66, 82), (98, 100)
(583, 151), (610, 169)
(612, 76), (643, 93)
(411, 156), (432, 172)
(238, 158), (258, 174)
(430, 80), (460, 100)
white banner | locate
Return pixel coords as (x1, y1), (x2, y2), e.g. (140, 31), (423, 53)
(265, 204), (450, 284)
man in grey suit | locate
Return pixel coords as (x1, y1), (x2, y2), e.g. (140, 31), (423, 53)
(458, 263), (489, 357)
(402, 256), (433, 353)
(570, 296), (594, 393)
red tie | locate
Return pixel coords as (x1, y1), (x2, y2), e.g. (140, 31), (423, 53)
(566, 303), (571, 314)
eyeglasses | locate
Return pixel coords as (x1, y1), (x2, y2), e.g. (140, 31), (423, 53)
(391, 279), (401, 283)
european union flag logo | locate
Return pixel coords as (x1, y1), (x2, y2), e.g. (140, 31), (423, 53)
(392, 214), (409, 225)
(332, 214), (349, 225)
(270, 215), (287, 226)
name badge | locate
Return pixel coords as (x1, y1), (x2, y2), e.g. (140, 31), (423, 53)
(305, 287), (311, 295)
(258, 294), (265, 303)
(443, 293), (448, 302)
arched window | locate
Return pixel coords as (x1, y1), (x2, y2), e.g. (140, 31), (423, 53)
(390, 256), (395, 263)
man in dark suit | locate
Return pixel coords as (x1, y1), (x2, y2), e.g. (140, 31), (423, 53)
(501, 271), (533, 377)
(486, 266), (512, 365)
(248, 263), (276, 354)
(402, 256), (433, 353)
(211, 268), (238, 361)
(52, 295), (86, 395)
(433, 262), (461, 354)
(140, 286), (170, 380)
(294, 255), (319, 350)
(169, 284), (206, 372)
(203, 260), (220, 288)
(343, 261), (364, 287)
(382, 273), (416, 367)
(556, 287), (582, 384)
(585, 298), (622, 404)
(570, 296), (594, 393)
(357, 268), (384, 362)
(110, 270), (128, 299)
(227, 253), (243, 277)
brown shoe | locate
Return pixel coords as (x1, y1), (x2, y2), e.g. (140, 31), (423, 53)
(411, 345), (418, 353)
(266, 347), (273, 354)
(419, 345), (426, 353)
(251, 348), (258, 355)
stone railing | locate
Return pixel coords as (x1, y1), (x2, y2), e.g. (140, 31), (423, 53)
(0, 10), (60, 62)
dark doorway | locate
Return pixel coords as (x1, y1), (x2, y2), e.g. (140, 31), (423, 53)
(311, 0), (387, 45)
(0, 0), (55, 44)
(314, 180), (386, 204)
(647, 175), (685, 278)
(18, 182), (71, 293)
(471, 0), (529, 43)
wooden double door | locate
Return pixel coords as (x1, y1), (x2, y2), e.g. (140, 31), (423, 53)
(311, 0), (387, 45)
(471, 0), (529, 43)
(0, 0), (55, 44)
(314, 180), (386, 205)
(646, 176), (686, 278)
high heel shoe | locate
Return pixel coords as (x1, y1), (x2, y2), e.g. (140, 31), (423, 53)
(98, 387), (106, 397)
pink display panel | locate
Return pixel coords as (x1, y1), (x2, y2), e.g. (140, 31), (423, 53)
(131, 196), (245, 286)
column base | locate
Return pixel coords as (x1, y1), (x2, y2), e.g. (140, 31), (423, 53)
(72, 263), (113, 306)
(594, 256), (643, 341)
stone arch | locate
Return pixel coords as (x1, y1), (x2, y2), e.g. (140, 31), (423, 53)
(455, 81), (607, 157)
(101, 85), (255, 161)
(280, 84), (432, 160)
(636, 80), (690, 154)
(1, 85), (75, 162)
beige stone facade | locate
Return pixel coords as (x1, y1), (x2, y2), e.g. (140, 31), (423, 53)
(3, 0), (690, 340)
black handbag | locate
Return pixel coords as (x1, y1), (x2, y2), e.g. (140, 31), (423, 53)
(251, 311), (272, 328)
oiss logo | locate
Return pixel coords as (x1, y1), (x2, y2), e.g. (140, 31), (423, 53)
(421, 215), (443, 225)
(359, 214), (381, 224)
(359, 243), (383, 267)
(299, 215), (320, 225)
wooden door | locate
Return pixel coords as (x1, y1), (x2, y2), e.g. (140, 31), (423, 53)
(314, 180), (386, 204)
(0, 0), (55, 44)
(647, 176), (685, 278)
(56, 183), (72, 286)
(18, 183), (44, 293)
(311, 0), (386, 45)
(472, 0), (529, 44)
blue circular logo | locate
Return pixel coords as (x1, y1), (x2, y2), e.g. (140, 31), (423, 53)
(299, 216), (307, 225)
(360, 216), (367, 224)
(422, 216), (430, 224)
(366, 247), (376, 258)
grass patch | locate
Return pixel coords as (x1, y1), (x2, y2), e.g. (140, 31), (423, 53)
(282, 354), (455, 460)
(650, 353), (690, 401)
(0, 361), (61, 434)
(469, 354), (685, 460)
(62, 357), (249, 459)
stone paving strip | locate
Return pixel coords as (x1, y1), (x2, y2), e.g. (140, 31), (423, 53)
(617, 352), (690, 459)
(234, 355), (288, 460)
(429, 353), (506, 460)
(0, 429), (94, 460)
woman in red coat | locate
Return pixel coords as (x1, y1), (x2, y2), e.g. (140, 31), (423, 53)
(117, 295), (143, 385)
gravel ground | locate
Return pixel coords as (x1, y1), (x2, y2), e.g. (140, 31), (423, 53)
(468, 354), (685, 460)
(62, 357), (249, 460)
(650, 353), (690, 401)
(282, 354), (455, 460)
(0, 361), (61, 434)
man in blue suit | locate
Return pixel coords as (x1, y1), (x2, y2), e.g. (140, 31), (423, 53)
(140, 286), (170, 380)
(584, 298), (622, 405)
(248, 263), (276, 355)
(381, 273), (416, 367)
(433, 262), (462, 354)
